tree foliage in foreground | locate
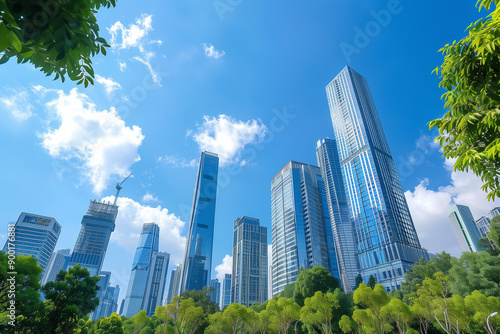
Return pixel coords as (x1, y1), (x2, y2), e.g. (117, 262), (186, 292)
(0, 0), (116, 86)
(429, 0), (500, 200)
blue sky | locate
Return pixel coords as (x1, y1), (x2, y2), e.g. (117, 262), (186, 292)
(1, 0), (499, 304)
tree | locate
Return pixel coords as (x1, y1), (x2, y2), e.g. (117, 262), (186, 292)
(131, 310), (150, 334)
(300, 291), (339, 334)
(0, 0), (116, 86)
(488, 216), (500, 249)
(292, 266), (340, 306)
(464, 290), (500, 334)
(352, 283), (391, 334)
(354, 274), (363, 290)
(367, 275), (376, 289)
(74, 317), (93, 334)
(380, 298), (412, 334)
(180, 288), (219, 315)
(429, 0), (500, 200)
(91, 313), (124, 334)
(267, 297), (301, 334)
(205, 312), (229, 334)
(221, 303), (248, 334)
(279, 282), (295, 299)
(41, 264), (100, 333)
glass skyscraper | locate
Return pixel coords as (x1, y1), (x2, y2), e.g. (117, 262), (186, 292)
(231, 217), (268, 307)
(220, 273), (232, 309)
(3, 212), (61, 277)
(316, 138), (359, 292)
(490, 207), (500, 218)
(166, 264), (182, 304)
(271, 161), (339, 296)
(476, 216), (491, 239)
(123, 223), (160, 317)
(449, 204), (484, 253)
(41, 248), (71, 286)
(325, 66), (427, 291)
(143, 251), (170, 316)
(209, 278), (221, 305)
(66, 200), (118, 276)
(180, 151), (219, 293)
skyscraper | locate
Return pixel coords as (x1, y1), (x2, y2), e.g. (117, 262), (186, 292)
(93, 284), (120, 319)
(3, 212), (61, 276)
(41, 248), (71, 286)
(449, 204), (484, 253)
(66, 200), (118, 276)
(476, 216), (491, 239)
(209, 278), (221, 305)
(316, 138), (359, 293)
(490, 207), (500, 218)
(166, 264), (183, 304)
(180, 151), (219, 293)
(91, 271), (112, 320)
(123, 223), (160, 317)
(325, 66), (428, 291)
(271, 161), (339, 296)
(220, 273), (232, 309)
(143, 252), (170, 316)
(231, 217), (268, 307)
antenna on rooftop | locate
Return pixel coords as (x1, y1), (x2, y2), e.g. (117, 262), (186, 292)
(113, 173), (132, 206)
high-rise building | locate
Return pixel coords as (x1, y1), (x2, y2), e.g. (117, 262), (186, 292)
(449, 204), (484, 253)
(143, 252), (170, 316)
(209, 278), (221, 305)
(271, 161), (339, 296)
(41, 248), (71, 286)
(316, 138), (359, 293)
(180, 152), (219, 293)
(119, 299), (125, 316)
(123, 223), (160, 317)
(231, 217), (268, 307)
(476, 216), (491, 239)
(91, 271), (112, 320)
(66, 200), (118, 276)
(166, 264), (183, 304)
(3, 213), (61, 277)
(325, 66), (428, 291)
(220, 273), (232, 309)
(94, 284), (120, 319)
(490, 207), (500, 218)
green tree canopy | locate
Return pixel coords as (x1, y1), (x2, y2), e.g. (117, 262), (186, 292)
(292, 266), (340, 306)
(267, 297), (301, 334)
(91, 312), (124, 334)
(300, 291), (339, 334)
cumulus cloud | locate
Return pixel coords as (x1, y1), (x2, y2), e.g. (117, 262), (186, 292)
(405, 159), (500, 257)
(1, 90), (35, 121)
(95, 75), (121, 96)
(102, 196), (186, 264)
(189, 115), (267, 167)
(119, 62), (127, 71)
(142, 192), (159, 203)
(40, 88), (144, 194)
(157, 155), (197, 168)
(215, 254), (232, 281)
(203, 43), (225, 59)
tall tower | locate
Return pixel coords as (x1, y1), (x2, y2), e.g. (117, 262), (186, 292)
(476, 216), (491, 239)
(209, 278), (221, 305)
(180, 151), (219, 293)
(220, 273), (232, 309)
(66, 200), (118, 276)
(231, 217), (268, 307)
(3, 212), (61, 277)
(143, 252), (170, 316)
(166, 264), (183, 304)
(316, 138), (359, 292)
(325, 66), (428, 291)
(449, 204), (484, 253)
(123, 223), (160, 317)
(271, 161), (339, 296)
(41, 248), (71, 286)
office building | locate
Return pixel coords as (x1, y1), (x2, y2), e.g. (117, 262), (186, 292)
(94, 284), (120, 319)
(209, 278), (221, 305)
(91, 271), (112, 320)
(3, 213), (61, 277)
(316, 138), (359, 292)
(143, 252), (169, 316)
(123, 223), (160, 317)
(476, 216), (491, 239)
(231, 217), (268, 307)
(119, 299), (125, 316)
(490, 207), (500, 218)
(325, 67), (428, 291)
(220, 273), (232, 309)
(271, 161), (339, 296)
(166, 264), (182, 304)
(180, 152), (219, 293)
(449, 204), (484, 253)
(41, 248), (71, 286)
(66, 200), (118, 276)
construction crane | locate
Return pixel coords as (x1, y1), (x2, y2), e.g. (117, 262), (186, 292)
(113, 173), (132, 206)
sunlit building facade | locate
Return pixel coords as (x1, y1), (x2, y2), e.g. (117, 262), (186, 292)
(449, 204), (484, 253)
(166, 264), (183, 304)
(41, 248), (71, 286)
(209, 278), (221, 305)
(143, 251), (169, 316)
(476, 216), (491, 239)
(220, 273), (232, 309)
(490, 207), (500, 218)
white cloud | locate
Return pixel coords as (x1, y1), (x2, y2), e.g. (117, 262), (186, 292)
(405, 159), (500, 257)
(157, 155), (197, 168)
(119, 62), (127, 71)
(1, 90), (35, 121)
(102, 196), (186, 265)
(189, 115), (267, 167)
(133, 52), (160, 84)
(203, 43), (225, 59)
(215, 254), (232, 281)
(142, 192), (159, 203)
(40, 88), (144, 194)
(95, 75), (121, 96)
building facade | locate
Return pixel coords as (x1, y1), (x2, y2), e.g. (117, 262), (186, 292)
(93, 284), (120, 319)
(325, 66), (428, 291)
(41, 248), (71, 286)
(316, 138), (359, 292)
(271, 161), (339, 296)
(143, 252), (170, 316)
(490, 207), (500, 218)
(180, 152), (219, 293)
(449, 204), (484, 253)
(476, 216), (491, 239)
(220, 273), (232, 309)
(231, 217), (268, 307)
(66, 200), (118, 276)
(123, 223), (160, 317)
(209, 278), (221, 305)
(3, 212), (61, 277)
(166, 264), (183, 304)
